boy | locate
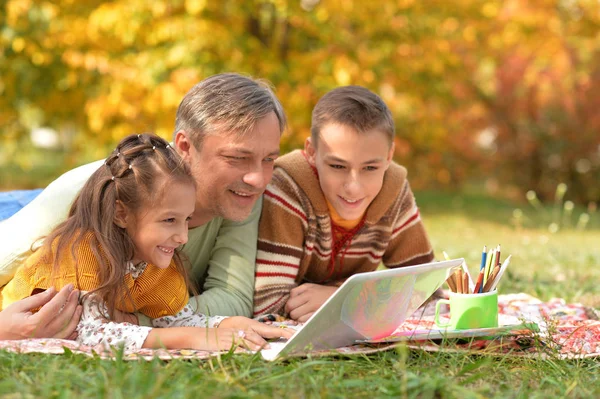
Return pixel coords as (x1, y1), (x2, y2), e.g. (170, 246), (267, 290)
(253, 86), (434, 322)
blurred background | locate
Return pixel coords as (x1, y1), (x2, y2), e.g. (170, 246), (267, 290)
(1, 0), (599, 211)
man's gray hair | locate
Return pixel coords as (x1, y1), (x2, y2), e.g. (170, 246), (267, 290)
(174, 73), (287, 148)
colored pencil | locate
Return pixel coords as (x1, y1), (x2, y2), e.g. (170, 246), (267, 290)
(483, 265), (501, 292)
(473, 269), (485, 294)
(462, 271), (469, 294)
(488, 255), (512, 292)
(483, 248), (494, 285)
(457, 269), (465, 293)
(446, 274), (457, 292)
(480, 246), (487, 272)
(495, 244), (501, 267)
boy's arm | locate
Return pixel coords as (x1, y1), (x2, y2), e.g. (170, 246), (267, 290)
(253, 184), (306, 318)
(0, 160), (103, 287)
(382, 181), (435, 268)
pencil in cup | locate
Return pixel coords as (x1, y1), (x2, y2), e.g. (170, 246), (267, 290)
(473, 269), (485, 293)
(456, 269), (464, 293)
(447, 268), (462, 293)
(446, 273), (457, 292)
(482, 265), (500, 292)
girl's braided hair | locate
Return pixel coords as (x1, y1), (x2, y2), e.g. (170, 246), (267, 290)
(39, 133), (197, 318)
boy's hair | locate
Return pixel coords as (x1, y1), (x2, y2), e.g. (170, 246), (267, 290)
(41, 133), (196, 317)
(174, 72), (287, 149)
(311, 85), (395, 147)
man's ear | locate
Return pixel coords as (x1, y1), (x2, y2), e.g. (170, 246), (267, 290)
(114, 200), (130, 229)
(304, 136), (317, 166)
(174, 130), (193, 162)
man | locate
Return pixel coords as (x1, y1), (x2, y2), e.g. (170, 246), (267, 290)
(0, 73), (286, 324)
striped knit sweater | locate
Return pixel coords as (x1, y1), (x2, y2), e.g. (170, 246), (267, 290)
(253, 150), (434, 317)
(1, 233), (188, 318)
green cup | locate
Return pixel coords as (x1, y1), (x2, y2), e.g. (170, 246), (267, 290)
(434, 290), (498, 330)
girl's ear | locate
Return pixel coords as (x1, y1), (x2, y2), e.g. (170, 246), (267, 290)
(113, 200), (130, 228)
(304, 136), (317, 166)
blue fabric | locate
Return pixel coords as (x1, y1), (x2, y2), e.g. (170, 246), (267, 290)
(0, 189), (43, 221)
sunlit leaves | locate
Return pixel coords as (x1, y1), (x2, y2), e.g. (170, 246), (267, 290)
(1, 0), (599, 202)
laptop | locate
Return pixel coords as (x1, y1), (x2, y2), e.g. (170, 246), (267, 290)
(260, 258), (463, 360)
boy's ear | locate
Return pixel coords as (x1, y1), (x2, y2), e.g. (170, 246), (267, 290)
(113, 200), (130, 229)
(385, 142), (396, 168)
(304, 136), (317, 166)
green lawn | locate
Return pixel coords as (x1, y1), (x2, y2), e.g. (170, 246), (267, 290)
(1, 191), (600, 398)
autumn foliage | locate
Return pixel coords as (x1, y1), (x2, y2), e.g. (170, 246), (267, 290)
(1, 0), (599, 203)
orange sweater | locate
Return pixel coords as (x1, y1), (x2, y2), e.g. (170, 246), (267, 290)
(1, 233), (188, 318)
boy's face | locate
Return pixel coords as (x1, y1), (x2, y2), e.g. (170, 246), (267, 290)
(305, 123), (394, 221)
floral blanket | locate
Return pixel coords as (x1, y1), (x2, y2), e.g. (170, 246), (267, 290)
(402, 293), (600, 359)
(1, 293), (598, 361)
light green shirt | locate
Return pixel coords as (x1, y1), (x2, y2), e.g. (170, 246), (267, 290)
(180, 196), (261, 318)
(0, 160), (258, 321)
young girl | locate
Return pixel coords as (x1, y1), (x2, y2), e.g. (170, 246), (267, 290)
(2, 133), (291, 350)
(253, 86), (435, 321)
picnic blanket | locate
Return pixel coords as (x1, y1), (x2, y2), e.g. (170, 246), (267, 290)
(1, 293), (599, 361)
(402, 293), (600, 359)
(0, 189), (42, 221)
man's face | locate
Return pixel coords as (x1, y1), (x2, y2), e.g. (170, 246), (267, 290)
(181, 112), (281, 223)
(306, 123), (394, 221)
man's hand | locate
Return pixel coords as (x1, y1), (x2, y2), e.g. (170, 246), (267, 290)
(284, 283), (337, 322)
(0, 284), (83, 340)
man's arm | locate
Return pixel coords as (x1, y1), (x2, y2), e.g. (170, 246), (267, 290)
(0, 160), (103, 287)
(0, 285), (82, 340)
(187, 197), (263, 318)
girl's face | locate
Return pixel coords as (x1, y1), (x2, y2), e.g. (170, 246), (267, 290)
(305, 124), (394, 221)
(122, 180), (196, 269)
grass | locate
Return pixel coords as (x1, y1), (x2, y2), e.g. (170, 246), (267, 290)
(1, 191), (600, 398)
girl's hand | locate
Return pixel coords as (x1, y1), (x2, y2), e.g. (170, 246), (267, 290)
(195, 327), (273, 351)
(142, 318), (296, 351)
(218, 316), (295, 348)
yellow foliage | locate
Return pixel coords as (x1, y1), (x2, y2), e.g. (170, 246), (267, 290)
(11, 38), (25, 53)
(1, 0), (599, 200)
(185, 0), (206, 16)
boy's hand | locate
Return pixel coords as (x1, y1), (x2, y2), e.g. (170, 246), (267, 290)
(285, 283), (337, 322)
